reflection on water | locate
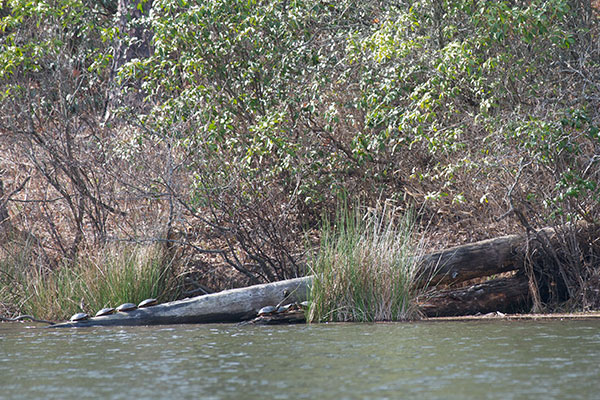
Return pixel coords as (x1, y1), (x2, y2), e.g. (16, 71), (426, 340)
(1, 320), (600, 399)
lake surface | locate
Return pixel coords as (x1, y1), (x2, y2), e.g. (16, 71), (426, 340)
(1, 320), (600, 399)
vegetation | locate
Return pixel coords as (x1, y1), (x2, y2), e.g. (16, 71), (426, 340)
(0, 242), (178, 320)
(0, 0), (599, 318)
(308, 203), (424, 322)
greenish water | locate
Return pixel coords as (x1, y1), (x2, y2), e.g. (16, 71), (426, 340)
(1, 320), (599, 399)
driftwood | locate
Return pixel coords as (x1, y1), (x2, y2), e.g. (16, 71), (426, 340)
(52, 277), (311, 328)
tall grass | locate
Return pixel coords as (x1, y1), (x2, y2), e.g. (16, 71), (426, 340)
(0, 243), (179, 321)
(0, 239), (37, 318)
(308, 203), (426, 322)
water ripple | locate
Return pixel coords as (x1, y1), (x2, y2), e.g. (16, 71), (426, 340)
(1, 320), (600, 399)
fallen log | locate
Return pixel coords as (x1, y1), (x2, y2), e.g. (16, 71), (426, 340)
(52, 273), (530, 327)
(51, 277), (311, 328)
(418, 233), (526, 287)
(419, 275), (531, 317)
(419, 223), (597, 287)
(50, 233), (529, 327)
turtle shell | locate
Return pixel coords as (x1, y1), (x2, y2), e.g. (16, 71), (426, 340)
(257, 305), (277, 316)
(95, 307), (115, 317)
(116, 303), (138, 312)
(70, 312), (89, 322)
(138, 298), (158, 308)
(299, 301), (310, 310)
(277, 304), (293, 314)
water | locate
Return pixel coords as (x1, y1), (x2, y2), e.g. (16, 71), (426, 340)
(1, 320), (600, 399)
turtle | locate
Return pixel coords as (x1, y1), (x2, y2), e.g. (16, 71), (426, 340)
(299, 301), (310, 310)
(95, 307), (115, 317)
(116, 303), (138, 312)
(70, 312), (89, 322)
(276, 303), (294, 314)
(138, 298), (158, 308)
(257, 305), (277, 316)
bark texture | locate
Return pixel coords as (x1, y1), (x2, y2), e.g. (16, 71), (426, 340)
(419, 275), (531, 317)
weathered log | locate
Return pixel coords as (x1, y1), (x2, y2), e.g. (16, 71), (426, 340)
(51, 277), (311, 328)
(419, 275), (531, 317)
(417, 233), (526, 287)
(419, 223), (598, 287)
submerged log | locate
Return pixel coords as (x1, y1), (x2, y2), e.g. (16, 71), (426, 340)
(419, 275), (531, 317)
(243, 310), (306, 325)
(52, 277), (311, 328)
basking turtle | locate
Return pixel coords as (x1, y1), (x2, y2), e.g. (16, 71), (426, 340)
(138, 298), (158, 308)
(276, 304), (294, 314)
(257, 305), (277, 317)
(95, 307), (115, 317)
(116, 303), (138, 312)
(299, 301), (310, 310)
(70, 312), (89, 322)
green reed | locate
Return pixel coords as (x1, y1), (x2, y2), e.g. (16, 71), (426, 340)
(0, 242), (178, 321)
(308, 203), (426, 322)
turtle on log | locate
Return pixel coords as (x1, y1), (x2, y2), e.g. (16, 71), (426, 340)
(116, 303), (138, 312)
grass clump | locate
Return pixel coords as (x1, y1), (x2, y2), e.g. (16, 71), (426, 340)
(0, 243), (179, 321)
(308, 203), (425, 322)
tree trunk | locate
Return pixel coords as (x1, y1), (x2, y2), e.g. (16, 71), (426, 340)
(418, 275), (531, 317)
(113, 0), (154, 72)
(0, 178), (10, 236)
(417, 232), (526, 287)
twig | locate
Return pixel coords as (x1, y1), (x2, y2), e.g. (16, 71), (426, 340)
(0, 176), (31, 212)
(0, 315), (55, 325)
(495, 159), (534, 232)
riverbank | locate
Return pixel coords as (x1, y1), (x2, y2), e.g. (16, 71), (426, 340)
(1, 217), (595, 327)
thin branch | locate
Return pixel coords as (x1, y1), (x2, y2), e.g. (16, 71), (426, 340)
(0, 176), (31, 212)
(0, 315), (55, 325)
